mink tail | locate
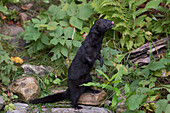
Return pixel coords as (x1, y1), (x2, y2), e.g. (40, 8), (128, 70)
(29, 89), (69, 104)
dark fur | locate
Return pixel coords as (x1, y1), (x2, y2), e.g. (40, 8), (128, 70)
(29, 19), (114, 109)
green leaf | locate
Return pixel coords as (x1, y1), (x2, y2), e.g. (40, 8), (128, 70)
(110, 49), (120, 55)
(126, 40), (133, 50)
(32, 18), (40, 23)
(33, 19), (47, 28)
(59, 38), (66, 45)
(81, 27), (90, 34)
(70, 16), (83, 30)
(8, 103), (15, 109)
(66, 40), (72, 48)
(135, 36), (145, 47)
(56, 11), (67, 20)
(41, 35), (49, 45)
(141, 68), (150, 78)
(64, 27), (74, 38)
(67, 2), (77, 16)
(59, 21), (69, 26)
(156, 99), (168, 113)
(50, 46), (61, 61)
(114, 54), (126, 63)
(77, 4), (94, 20)
(104, 60), (114, 66)
(127, 94), (146, 110)
(23, 26), (41, 41)
(96, 69), (110, 81)
(47, 22), (58, 30)
(27, 40), (45, 54)
(0, 6), (8, 14)
(0, 34), (13, 40)
(36, 41), (45, 51)
(114, 67), (123, 87)
(125, 83), (130, 94)
(73, 40), (81, 47)
(167, 94), (170, 101)
(49, 26), (63, 37)
(50, 38), (58, 45)
(61, 47), (68, 57)
(55, 26), (64, 37)
(165, 104), (170, 113)
(120, 38), (125, 48)
(149, 62), (166, 71)
(113, 87), (121, 96)
(43, 0), (49, 3)
(48, 5), (59, 15)
(145, 0), (162, 10)
(112, 95), (118, 108)
(53, 78), (61, 85)
(137, 111), (145, 113)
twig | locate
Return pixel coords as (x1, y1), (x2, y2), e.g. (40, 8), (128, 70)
(48, 14), (53, 30)
(72, 27), (76, 40)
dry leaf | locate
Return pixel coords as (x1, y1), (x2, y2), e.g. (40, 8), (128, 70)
(11, 57), (24, 64)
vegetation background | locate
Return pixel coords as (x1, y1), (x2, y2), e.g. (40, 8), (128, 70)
(0, 0), (169, 112)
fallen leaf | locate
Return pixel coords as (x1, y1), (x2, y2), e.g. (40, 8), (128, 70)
(21, 3), (33, 10)
(11, 57), (23, 64)
(0, 12), (6, 20)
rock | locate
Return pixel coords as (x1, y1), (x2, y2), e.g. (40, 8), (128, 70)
(0, 96), (5, 110)
(0, 25), (26, 48)
(19, 13), (28, 22)
(9, 77), (40, 102)
(2, 25), (24, 37)
(53, 90), (107, 106)
(105, 100), (112, 106)
(31, 105), (110, 113)
(7, 103), (111, 113)
(115, 94), (127, 113)
(21, 64), (53, 76)
(79, 90), (107, 105)
(6, 103), (28, 113)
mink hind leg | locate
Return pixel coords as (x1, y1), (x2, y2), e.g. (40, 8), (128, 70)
(84, 74), (101, 93)
(69, 84), (86, 109)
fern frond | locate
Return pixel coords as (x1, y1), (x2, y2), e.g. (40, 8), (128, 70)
(115, 22), (127, 29)
(101, 0), (119, 7)
(122, 30), (131, 39)
(134, 0), (147, 8)
(103, 7), (120, 13)
(111, 13), (124, 20)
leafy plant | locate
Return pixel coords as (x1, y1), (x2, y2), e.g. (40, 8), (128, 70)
(21, 1), (94, 62)
(82, 67), (126, 109)
(0, 92), (18, 112)
(0, 35), (17, 86)
(44, 72), (62, 86)
(124, 53), (169, 112)
(91, 0), (170, 51)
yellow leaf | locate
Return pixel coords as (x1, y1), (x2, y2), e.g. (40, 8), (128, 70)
(11, 57), (23, 64)
(111, 61), (128, 75)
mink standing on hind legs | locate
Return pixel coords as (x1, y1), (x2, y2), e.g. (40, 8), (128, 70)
(29, 19), (114, 109)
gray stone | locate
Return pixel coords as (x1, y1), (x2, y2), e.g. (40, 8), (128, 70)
(0, 25), (26, 48)
(7, 103), (111, 113)
(9, 77), (40, 102)
(53, 90), (107, 106)
(31, 105), (111, 113)
(6, 103), (28, 113)
(21, 64), (53, 76)
(1, 25), (24, 37)
(115, 94), (127, 113)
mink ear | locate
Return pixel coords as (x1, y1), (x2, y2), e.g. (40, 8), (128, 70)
(95, 20), (100, 26)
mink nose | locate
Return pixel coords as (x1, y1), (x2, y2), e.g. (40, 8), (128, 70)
(111, 21), (114, 24)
